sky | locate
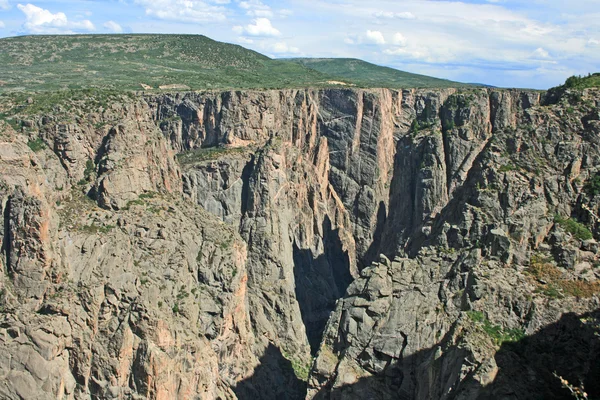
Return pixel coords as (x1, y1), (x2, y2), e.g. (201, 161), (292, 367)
(0, 0), (599, 89)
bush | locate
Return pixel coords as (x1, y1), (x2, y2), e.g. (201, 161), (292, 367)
(585, 173), (600, 196)
(499, 164), (517, 173)
(27, 138), (46, 152)
(554, 215), (593, 241)
(83, 160), (95, 180)
(528, 253), (600, 298)
(467, 311), (525, 345)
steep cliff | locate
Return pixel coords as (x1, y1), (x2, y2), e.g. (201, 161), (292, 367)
(1, 85), (599, 399)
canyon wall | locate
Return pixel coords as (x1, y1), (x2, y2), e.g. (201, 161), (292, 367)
(1, 86), (599, 399)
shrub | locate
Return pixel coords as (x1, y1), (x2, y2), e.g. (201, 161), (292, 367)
(554, 215), (593, 241)
(467, 311), (525, 345)
(83, 160), (95, 180)
(528, 253), (600, 298)
(499, 164), (517, 173)
(27, 138), (46, 152)
(584, 173), (600, 196)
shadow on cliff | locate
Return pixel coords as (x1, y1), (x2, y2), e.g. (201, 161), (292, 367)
(233, 343), (306, 400)
(312, 309), (600, 400)
(293, 216), (353, 355)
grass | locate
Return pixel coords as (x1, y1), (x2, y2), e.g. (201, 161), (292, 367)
(467, 311), (525, 345)
(0, 35), (474, 93)
(554, 215), (593, 241)
(285, 58), (474, 88)
(528, 253), (600, 298)
(27, 138), (46, 152)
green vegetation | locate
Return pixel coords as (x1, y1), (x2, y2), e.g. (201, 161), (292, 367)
(176, 146), (249, 165)
(499, 164), (517, 173)
(528, 253), (600, 298)
(80, 223), (116, 234)
(122, 192), (160, 210)
(584, 172), (600, 196)
(27, 138), (46, 152)
(286, 58), (474, 88)
(554, 215), (593, 241)
(445, 93), (476, 109)
(0, 34), (346, 93)
(410, 118), (436, 135)
(281, 349), (312, 382)
(467, 311), (525, 345)
(562, 73), (600, 90)
(83, 159), (95, 182)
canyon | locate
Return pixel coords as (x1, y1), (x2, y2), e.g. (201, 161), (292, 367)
(1, 85), (600, 399)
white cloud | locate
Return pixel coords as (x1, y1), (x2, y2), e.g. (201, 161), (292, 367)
(133, 0), (228, 23)
(234, 18), (280, 37)
(270, 41), (300, 54)
(588, 39), (600, 46)
(104, 20), (123, 33)
(239, 0), (273, 17)
(0, 20), (4, 28)
(0, 0), (9, 10)
(17, 3), (95, 34)
(373, 11), (415, 19)
(365, 30), (385, 45)
(391, 33), (406, 46)
(383, 47), (428, 60)
(237, 36), (254, 44)
(532, 47), (550, 59)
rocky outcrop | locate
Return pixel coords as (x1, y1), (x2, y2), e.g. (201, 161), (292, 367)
(1, 85), (599, 399)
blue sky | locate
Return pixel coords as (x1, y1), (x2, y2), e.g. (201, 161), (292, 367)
(0, 0), (599, 89)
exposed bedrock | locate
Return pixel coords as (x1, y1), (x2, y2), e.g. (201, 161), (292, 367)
(1, 86), (600, 399)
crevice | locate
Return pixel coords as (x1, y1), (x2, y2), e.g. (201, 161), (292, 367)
(440, 98), (455, 197)
(293, 216), (352, 355)
(240, 154), (255, 217)
(1, 195), (12, 274)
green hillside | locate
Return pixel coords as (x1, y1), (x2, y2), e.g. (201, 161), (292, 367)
(562, 73), (600, 89)
(284, 58), (473, 88)
(0, 34), (472, 93)
(0, 34), (333, 92)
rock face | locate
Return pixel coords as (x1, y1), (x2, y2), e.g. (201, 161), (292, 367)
(1, 86), (600, 399)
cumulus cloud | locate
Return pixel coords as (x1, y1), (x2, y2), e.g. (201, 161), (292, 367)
(104, 20), (123, 33)
(133, 0), (227, 23)
(365, 30), (385, 45)
(233, 18), (280, 37)
(17, 3), (95, 34)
